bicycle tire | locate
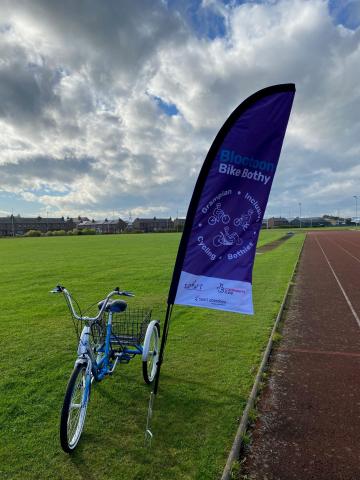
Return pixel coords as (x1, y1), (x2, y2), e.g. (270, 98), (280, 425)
(60, 363), (91, 453)
(213, 235), (223, 247)
(142, 322), (160, 385)
(222, 214), (230, 224)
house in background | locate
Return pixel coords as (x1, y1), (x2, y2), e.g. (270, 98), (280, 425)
(73, 216), (90, 227)
(132, 217), (174, 232)
(173, 218), (186, 232)
(78, 218), (127, 234)
(267, 217), (289, 228)
(289, 217), (331, 228)
(0, 215), (75, 236)
(322, 215), (352, 226)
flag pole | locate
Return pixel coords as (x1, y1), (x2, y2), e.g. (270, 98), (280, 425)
(154, 303), (173, 395)
(145, 302), (173, 444)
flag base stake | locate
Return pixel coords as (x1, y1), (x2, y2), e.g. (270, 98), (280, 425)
(144, 304), (173, 446)
(144, 391), (155, 447)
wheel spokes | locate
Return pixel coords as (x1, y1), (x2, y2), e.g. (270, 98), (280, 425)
(147, 330), (159, 380)
(67, 368), (88, 447)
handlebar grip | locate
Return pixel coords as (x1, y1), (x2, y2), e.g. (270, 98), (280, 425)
(114, 290), (135, 297)
(50, 285), (64, 293)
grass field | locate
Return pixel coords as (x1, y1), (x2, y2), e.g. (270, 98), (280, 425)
(0, 231), (304, 480)
(254, 229), (288, 247)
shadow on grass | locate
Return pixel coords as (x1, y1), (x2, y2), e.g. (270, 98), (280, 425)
(68, 452), (98, 480)
(105, 374), (246, 456)
(59, 368), (249, 479)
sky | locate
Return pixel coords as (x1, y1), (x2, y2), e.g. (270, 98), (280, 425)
(0, 0), (359, 221)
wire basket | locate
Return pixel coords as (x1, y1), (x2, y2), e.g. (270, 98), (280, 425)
(110, 308), (152, 346)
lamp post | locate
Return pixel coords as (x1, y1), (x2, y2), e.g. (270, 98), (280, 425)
(11, 213), (15, 237)
(354, 196), (358, 228)
(299, 202), (302, 229)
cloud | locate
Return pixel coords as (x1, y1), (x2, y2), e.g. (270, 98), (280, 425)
(0, 154), (97, 187)
(0, 0), (359, 219)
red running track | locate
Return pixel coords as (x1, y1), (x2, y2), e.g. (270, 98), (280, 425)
(242, 230), (360, 480)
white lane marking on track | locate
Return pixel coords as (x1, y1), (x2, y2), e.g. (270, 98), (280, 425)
(340, 237), (360, 250)
(327, 238), (360, 264)
(315, 235), (360, 329)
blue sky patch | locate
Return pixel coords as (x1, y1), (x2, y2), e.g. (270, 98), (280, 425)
(153, 96), (179, 116)
(329, 0), (360, 29)
(167, 0), (226, 39)
(166, 0), (264, 40)
(0, 192), (41, 216)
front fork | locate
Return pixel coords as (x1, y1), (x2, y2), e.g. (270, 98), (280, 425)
(76, 321), (117, 382)
(75, 325), (96, 381)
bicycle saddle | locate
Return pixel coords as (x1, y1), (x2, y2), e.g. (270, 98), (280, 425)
(97, 299), (127, 313)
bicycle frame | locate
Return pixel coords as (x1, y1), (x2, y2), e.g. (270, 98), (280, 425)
(76, 314), (115, 382)
(76, 310), (145, 382)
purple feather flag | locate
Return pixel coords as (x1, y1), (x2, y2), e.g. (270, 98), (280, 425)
(168, 84), (295, 315)
(146, 85), (296, 442)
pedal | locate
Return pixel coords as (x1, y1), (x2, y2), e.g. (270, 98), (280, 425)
(108, 356), (119, 374)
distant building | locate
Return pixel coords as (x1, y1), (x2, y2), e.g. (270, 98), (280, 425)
(0, 215), (75, 236)
(73, 216), (90, 226)
(289, 217), (331, 228)
(267, 217), (289, 228)
(132, 217), (174, 232)
(322, 215), (352, 226)
(78, 218), (127, 234)
(173, 218), (186, 232)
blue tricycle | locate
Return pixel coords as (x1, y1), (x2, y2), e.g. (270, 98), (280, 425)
(51, 285), (160, 452)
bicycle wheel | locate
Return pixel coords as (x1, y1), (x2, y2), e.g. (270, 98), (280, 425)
(222, 214), (230, 224)
(213, 235), (223, 247)
(142, 321), (160, 385)
(60, 363), (91, 452)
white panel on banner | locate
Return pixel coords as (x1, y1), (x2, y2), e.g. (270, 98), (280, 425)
(174, 270), (253, 315)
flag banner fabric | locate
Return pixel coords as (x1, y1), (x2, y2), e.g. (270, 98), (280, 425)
(168, 84), (295, 315)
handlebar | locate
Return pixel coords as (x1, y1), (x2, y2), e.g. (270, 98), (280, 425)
(114, 287), (135, 297)
(51, 285), (135, 321)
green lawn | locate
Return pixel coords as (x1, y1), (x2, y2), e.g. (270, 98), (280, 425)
(0, 231), (304, 479)
(256, 229), (289, 247)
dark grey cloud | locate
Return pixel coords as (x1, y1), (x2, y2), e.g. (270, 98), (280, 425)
(3, 0), (186, 88)
(0, 40), (61, 129)
(0, 155), (98, 186)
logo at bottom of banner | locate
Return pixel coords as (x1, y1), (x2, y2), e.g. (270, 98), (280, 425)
(174, 271), (253, 315)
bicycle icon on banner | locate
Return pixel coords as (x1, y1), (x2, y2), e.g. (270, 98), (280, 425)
(233, 209), (254, 229)
(213, 226), (243, 247)
(208, 203), (230, 226)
